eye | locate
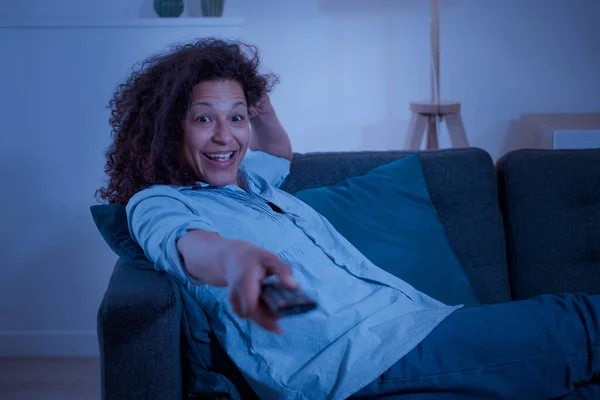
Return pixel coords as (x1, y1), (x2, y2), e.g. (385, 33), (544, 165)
(232, 115), (244, 122)
(195, 115), (211, 123)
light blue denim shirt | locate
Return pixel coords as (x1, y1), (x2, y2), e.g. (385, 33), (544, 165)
(126, 150), (461, 400)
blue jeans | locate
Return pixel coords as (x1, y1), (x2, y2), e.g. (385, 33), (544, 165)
(351, 293), (600, 399)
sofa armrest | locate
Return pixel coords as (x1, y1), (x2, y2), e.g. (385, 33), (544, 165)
(98, 257), (183, 400)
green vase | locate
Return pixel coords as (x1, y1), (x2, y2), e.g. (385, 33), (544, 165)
(201, 0), (225, 17)
(154, 0), (184, 17)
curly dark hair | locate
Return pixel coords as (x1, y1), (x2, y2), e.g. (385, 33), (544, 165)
(95, 37), (279, 205)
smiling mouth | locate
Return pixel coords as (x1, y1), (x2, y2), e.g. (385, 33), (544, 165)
(202, 151), (236, 165)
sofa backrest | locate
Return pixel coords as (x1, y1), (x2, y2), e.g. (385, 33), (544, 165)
(497, 149), (600, 300)
(280, 148), (512, 304)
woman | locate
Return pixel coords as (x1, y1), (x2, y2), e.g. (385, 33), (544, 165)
(97, 38), (600, 399)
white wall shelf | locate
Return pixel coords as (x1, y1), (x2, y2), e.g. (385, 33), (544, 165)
(0, 17), (246, 29)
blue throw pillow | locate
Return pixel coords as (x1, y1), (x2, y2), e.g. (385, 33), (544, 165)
(294, 154), (480, 306)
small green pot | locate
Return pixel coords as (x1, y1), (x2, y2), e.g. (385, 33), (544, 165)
(201, 0), (225, 17)
(154, 0), (184, 18)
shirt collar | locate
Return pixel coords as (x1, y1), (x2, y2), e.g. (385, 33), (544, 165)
(179, 165), (253, 192)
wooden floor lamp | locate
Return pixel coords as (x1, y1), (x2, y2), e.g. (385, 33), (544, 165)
(404, 0), (469, 150)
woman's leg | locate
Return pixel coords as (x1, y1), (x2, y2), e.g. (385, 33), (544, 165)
(352, 293), (600, 399)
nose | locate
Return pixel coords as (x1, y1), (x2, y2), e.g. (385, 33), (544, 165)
(212, 120), (233, 145)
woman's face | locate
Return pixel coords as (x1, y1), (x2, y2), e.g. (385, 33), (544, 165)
(180, 79), (250, 186)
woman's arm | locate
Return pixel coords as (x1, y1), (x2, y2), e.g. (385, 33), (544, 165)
(127, 188), (298, 333)
(249, 96), (293, 161)
(176, 229), (231, 286)
(126, 187), (227, 285)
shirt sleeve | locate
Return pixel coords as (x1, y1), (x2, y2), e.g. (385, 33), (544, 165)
(126, 185), (217, 284)
(241, 149), (291, 188)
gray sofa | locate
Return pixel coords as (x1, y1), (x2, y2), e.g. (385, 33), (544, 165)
(96, 147), (600, 399)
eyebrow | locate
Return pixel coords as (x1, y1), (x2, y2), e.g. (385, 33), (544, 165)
(189, 100), (247, 109)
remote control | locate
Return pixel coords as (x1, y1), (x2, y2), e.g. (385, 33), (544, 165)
(260, 279), (317, 317)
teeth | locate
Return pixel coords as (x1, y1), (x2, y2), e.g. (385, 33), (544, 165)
(205, 152), (233, 160)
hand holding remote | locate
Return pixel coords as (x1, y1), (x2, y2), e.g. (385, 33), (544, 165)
(223, 240), (300, 334)
(260, 278), (317, 317)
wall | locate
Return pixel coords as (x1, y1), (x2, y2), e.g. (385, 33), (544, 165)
(1, 0), (599, 356)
